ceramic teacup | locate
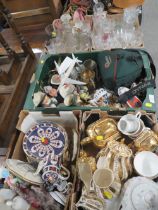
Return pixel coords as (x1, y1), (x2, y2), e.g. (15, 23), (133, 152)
(129, 119), (146, 139)
(93, 167), (122, 198)
(118, 112), (142, 135)
(93, 168), (114, 189)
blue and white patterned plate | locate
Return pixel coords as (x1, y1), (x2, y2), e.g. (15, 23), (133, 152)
(23, 122), (68, 162)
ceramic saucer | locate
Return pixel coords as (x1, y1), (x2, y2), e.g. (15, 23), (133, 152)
(134, 151), (158, 179)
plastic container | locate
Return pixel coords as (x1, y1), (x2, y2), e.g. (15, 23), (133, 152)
(24, 49), (156, 113)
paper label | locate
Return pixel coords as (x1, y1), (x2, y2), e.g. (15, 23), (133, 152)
(96, 136), (104, 141)
(149, 95), (155, 103)
(145, 103), (153, 108)
(103, 191), (113, 199)
(40, 60), (44, 64)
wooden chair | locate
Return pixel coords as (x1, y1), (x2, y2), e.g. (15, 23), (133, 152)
(0, 0), (36, 159)
(0, 0), (63, 54)
(5, 0), (63, 30)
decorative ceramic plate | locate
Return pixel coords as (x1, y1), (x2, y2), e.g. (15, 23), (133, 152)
(23, 122), (68, 162)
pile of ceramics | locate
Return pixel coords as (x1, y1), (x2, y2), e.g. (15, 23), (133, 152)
(45, 3), (143, 53)
(0, 121), (77, 210)
(1, 1), (157, 210)
(33, 55), (143, 109)
(76, 112), (158, 210)
(1, 112), (158, 210)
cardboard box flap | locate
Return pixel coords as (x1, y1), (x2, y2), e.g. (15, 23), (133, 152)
(17, 111), (79, 134)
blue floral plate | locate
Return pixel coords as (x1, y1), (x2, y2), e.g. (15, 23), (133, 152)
(23, 122), (68, 162)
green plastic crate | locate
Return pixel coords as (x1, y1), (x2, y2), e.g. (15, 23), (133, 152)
(24, 49), (156, 113)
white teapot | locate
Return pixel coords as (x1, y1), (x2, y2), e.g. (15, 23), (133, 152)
(119, 177), (158, 210)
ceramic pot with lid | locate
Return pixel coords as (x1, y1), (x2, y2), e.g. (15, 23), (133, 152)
(119, 176), (158, 210)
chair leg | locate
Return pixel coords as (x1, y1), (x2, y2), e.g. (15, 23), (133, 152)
(0, 0), (35, 57)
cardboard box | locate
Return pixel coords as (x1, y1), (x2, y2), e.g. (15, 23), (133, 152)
(72, 110), (158, 209)
(12, 110), (82, 210)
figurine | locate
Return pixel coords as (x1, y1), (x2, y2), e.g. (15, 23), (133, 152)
(41, 95), (58, 107)
(90, 88), (111, 106)
(33, 91), (45, 107)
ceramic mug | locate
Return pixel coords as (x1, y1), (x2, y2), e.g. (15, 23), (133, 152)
(42, 164), (70, 185)
(118, 112), (142, 136)
(55, 180), (72, 194)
